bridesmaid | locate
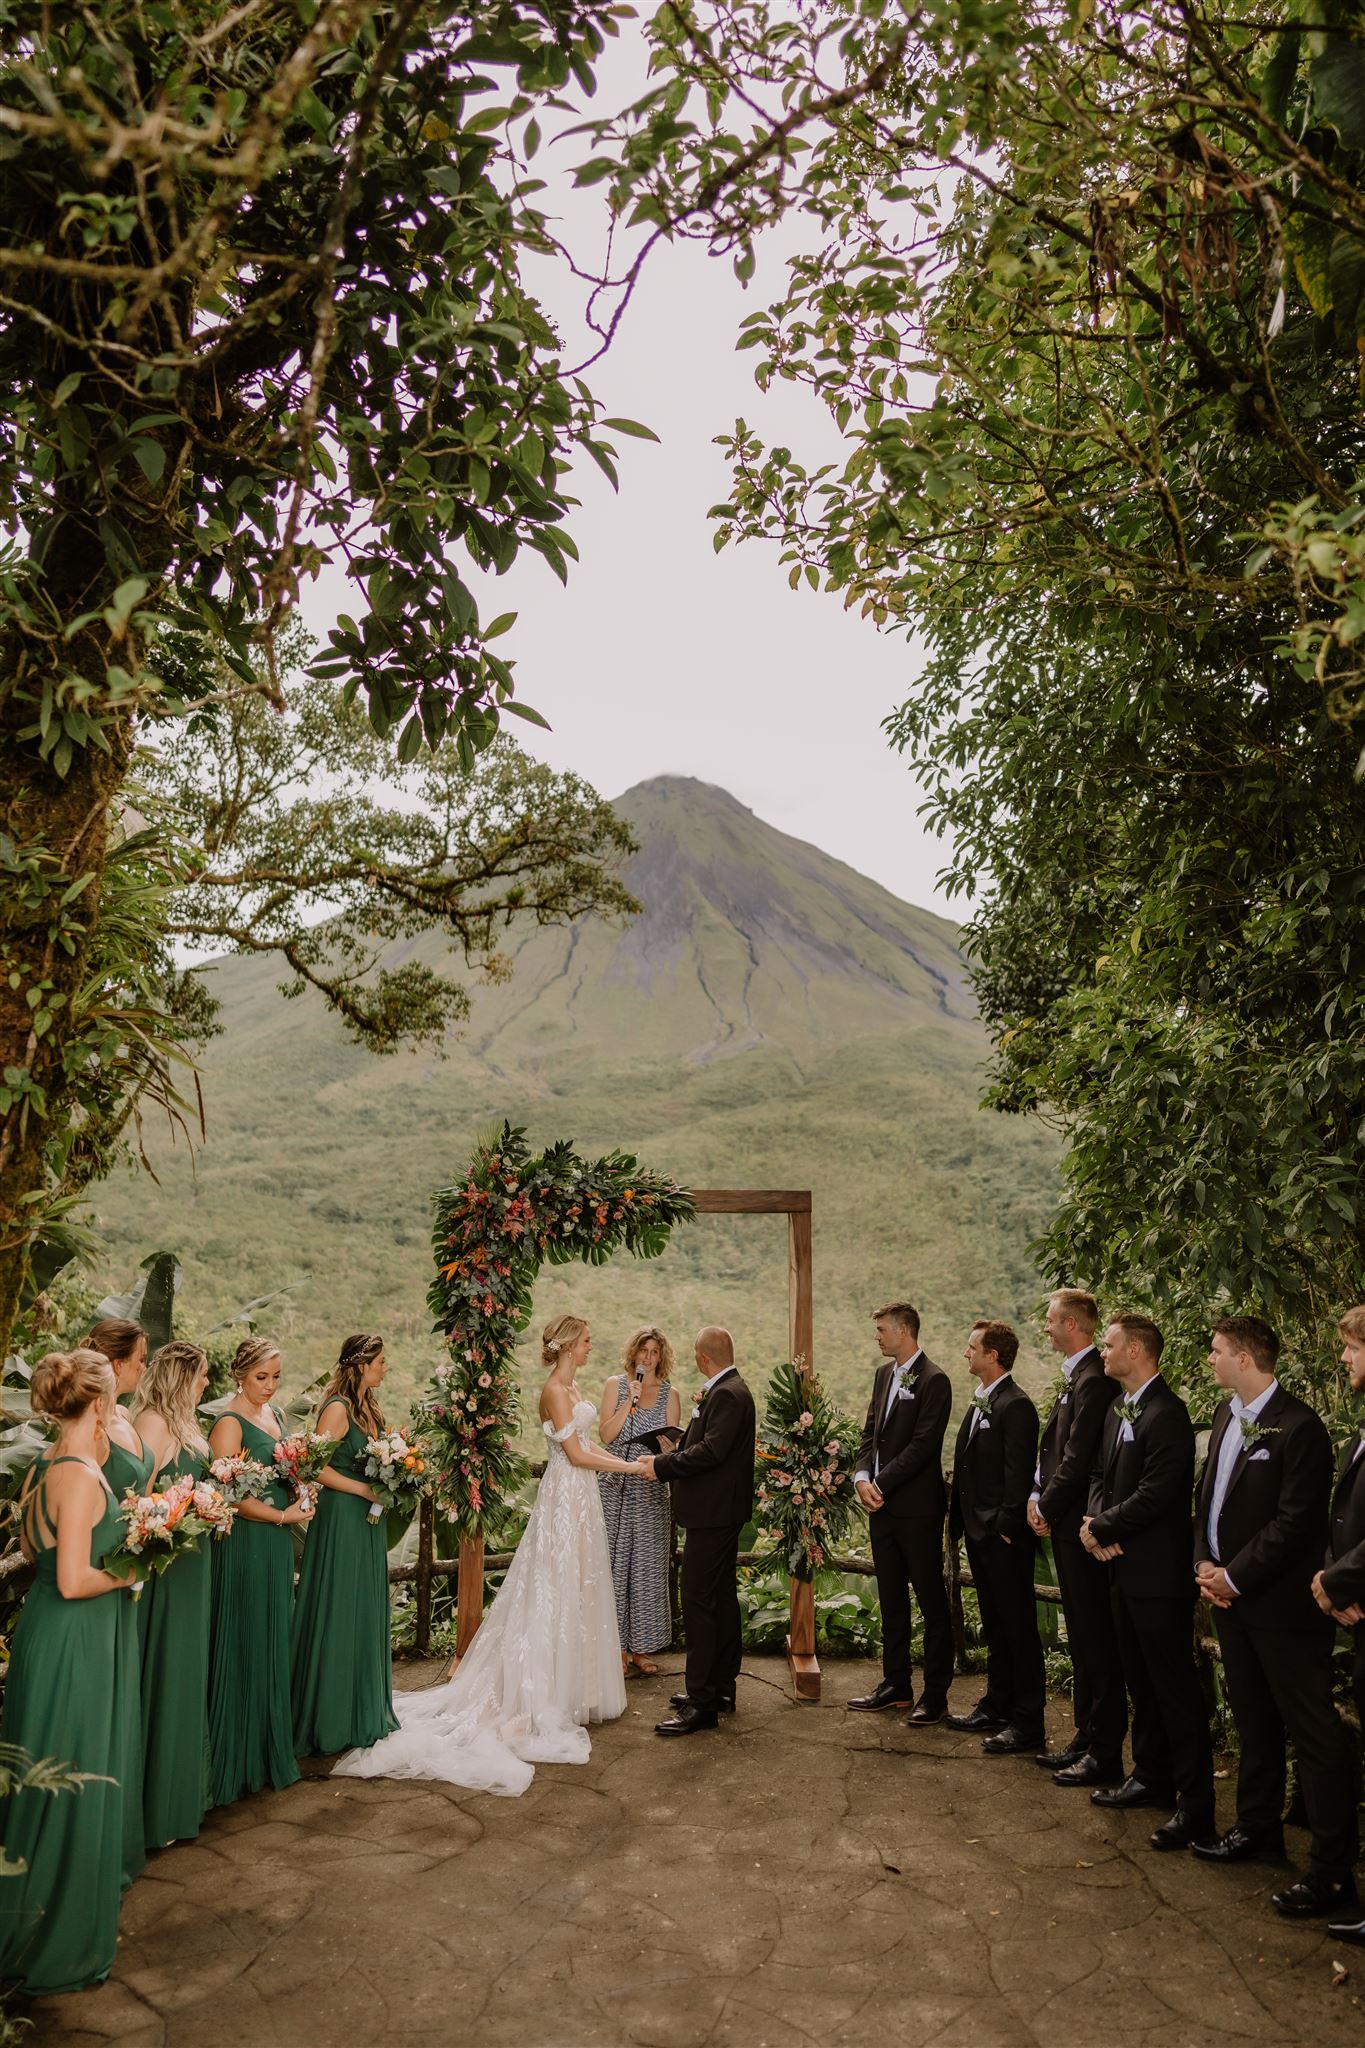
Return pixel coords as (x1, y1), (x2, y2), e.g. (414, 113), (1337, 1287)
(206, 1337), (314, 1805)
(85, 1316), (153, 1888)
(0, 1349), (138, 1994)
(291, 1333), (400, 1756)
(130, 1341), (213, 1850)
(599, 1325), (681, 1675)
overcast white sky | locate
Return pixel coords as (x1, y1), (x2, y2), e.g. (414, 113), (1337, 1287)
(299, 69), (958, 919)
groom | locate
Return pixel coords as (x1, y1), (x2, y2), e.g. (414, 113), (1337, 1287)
(641, 1326), (756, 1737)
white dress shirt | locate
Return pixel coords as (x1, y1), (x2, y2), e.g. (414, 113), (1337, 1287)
(855, 1350), (923, 1483)
(1206, 1380), (1278, 1590)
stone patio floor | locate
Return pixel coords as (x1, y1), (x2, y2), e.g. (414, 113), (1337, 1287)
(27, 1655), (1365, 2048)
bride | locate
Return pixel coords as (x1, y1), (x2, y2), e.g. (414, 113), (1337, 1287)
(333, 1313), (652, 1796)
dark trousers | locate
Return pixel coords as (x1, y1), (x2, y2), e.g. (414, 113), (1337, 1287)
(869, 1509), (953, 1704)
(1053, 1529), (1127, 1763)
(680, 1522), (743, 1710)
(1214, 1606), (1358, 1879)
(1112, 1587), (1215, 1822)
(965, 1529), (1046, 1732)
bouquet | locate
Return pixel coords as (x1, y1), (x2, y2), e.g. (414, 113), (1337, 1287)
(359, 1428), (429, 1521)
(272, 1431), (337, 1513)
(103, 1475), (235, 1595)
(208, 1452), (275, 1505)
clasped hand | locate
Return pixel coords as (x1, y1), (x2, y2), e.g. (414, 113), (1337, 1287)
(1079, 1515), (1123, 1562)
(855, 1478), (884, 1512)
(1195, 1561), (1237, 1609)
(1311, 1567), (1363, 1627)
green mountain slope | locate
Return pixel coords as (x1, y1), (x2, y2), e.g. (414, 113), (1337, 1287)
(88, 777), (1059, 1425)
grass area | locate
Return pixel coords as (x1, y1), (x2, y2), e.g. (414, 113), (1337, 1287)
(88, 1024), (1061, 1441)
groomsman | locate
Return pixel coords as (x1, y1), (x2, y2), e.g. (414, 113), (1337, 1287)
(1082, 1313), (1217, 1852)
(1312, 1304), (1365, 1947)
(1192, 1317), (1357, 1920)
(947, 1321), (1046, 1751)
(850, 1303), (954, 1722)
(1028, 1289), (1126, 1785)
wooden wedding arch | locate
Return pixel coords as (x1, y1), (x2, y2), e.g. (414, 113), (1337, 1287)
(405, 1187), (824, 1701)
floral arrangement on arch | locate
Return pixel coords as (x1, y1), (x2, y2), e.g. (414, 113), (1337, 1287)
(417, 1121), (694, 1541)
(754, 1359), (861, 1581)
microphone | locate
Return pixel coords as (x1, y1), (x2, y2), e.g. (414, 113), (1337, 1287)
(630, 1363), (645, 1407)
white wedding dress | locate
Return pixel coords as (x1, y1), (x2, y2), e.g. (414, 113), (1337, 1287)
(334, 1400), (627, 1796)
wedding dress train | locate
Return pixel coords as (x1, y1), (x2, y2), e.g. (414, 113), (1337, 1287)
(333, 1401), (627, 1796)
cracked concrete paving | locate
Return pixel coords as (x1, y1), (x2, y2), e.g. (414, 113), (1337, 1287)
(25, 1656), (1365, 2048)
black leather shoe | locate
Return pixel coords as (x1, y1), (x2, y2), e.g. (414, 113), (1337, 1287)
(907, 1698), (949, 1725)
(655, 1704), (719, 1737)
(1189, 1824), (1286, 1865)
(848, 1680), (913, 1713)
(1091, 1775), (1174, 1811)
(670, 1692), (735, 1713)
(1326, 1913), (1365, 1946)
(1273, 1874), (1360, 1919)
(982, 1725), (1047, 1756)
(1036, 1741), (1086, 1771)
(1150, 1808), (1218, 1853)
(1053, 1753), (1124, 1789)
(945, 1706), (1007, 1733)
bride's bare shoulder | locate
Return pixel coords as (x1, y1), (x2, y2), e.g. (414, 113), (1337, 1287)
(540, 1379), (573, 1423)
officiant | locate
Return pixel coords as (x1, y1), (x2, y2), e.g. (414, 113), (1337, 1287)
(598, 1326), (682, 1676)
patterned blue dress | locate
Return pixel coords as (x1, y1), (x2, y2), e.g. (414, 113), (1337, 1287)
(597, 1380), (673, 1655)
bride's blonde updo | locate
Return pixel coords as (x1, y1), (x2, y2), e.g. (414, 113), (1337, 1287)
(30, 1347), (115, 1422)
(541, 1313), (587, 1369)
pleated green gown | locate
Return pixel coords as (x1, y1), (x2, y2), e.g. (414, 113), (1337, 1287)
(0, 1459), (131, 1994)
(291, 1399), (398, 1755)
(137, 1444), (212, 1848)
(207, 1407), (299, 1805)
(105, 1431), (153, 1888)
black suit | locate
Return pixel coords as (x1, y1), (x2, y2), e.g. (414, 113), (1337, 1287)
(1088, 1376), (1214, 1823)
(655, 1369), (756, 1711)
(950, 1376), (1045, 1732)
(1194, 1388), (1355, 1877)
(856, 1352), (953, 1705)
(1323, 1439), (1365, 1727)
(1036, 1348), (1125, 1762)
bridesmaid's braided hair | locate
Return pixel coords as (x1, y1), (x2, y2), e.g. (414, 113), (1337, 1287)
(323, 1333), (386, 1436)
(132, 1342), (210, 1459)
(230, 1335), (281, 1383)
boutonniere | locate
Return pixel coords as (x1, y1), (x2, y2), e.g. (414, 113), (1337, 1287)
(1117, 1396), (1141, 1428)
(1040, 1369), (1068, 1419)
(971, 1386), (992, 1414)
(1237, 1415), (1279, 1451)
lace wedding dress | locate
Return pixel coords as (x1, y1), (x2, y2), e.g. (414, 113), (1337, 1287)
(333, 1400), (627, 1796)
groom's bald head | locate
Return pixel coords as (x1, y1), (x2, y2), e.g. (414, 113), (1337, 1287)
(695, 1326), (734, 1374)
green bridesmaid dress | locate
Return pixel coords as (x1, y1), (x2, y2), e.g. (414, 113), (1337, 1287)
(207, 1405), (299, 1805)
(137, 1443), (212, 1849)
(291, 1399), (399, 1755)
(105, 1430), (153, 1888)
(0, 1459), (131, 1994)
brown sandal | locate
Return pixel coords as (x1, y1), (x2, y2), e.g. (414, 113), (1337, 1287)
(630, 1655), (659, 1675)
